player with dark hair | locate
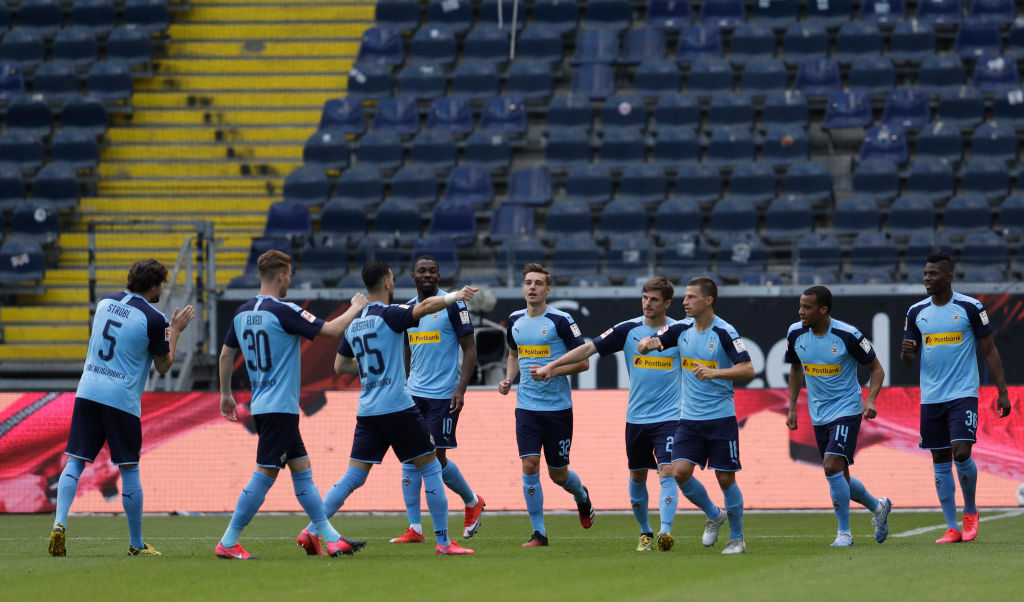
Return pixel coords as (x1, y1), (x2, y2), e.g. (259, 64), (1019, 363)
(50, 259), (195, 557)
(786, 286), (892, 547)
(901, 252), (1011, 544)
(637, 277), (754, 554)
(499, 263), (595, 547)
(300, 260), (479, 556)
(216, 250), (369, 560)
(390, 255), (485, 544)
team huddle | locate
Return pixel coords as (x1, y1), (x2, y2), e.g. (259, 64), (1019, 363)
(48, 251), (1012, 558)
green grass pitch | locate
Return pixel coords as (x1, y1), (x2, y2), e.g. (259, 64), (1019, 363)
(3, 511), (1022, 601)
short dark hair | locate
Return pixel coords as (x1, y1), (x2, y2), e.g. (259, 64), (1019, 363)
(687, 277), (718, 306)
(643, 277), (674, 301)
(126, 259), (168, 293)
(802, 285), (833, 313)
(522, 263), (552, 287)
(362, 259), (392, 290)
(926, 251), (953, 273)
(257, 250), (291, 282)
(411, 255), (439, 274)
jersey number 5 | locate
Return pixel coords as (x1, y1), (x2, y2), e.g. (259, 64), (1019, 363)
(98, 319), (121, 361)
(352, 333), (385, 379)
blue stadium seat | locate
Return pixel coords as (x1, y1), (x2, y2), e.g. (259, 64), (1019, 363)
(426, 0), (472, 35)
(729, 24), (775, 63)
(1011, 20), (1024, 57)
(547, 94), (593, 130)
(544, 127), (592, 169)
(319, 199), (368, 246)
(5, 95), (52, 138)
(355, 233), (405, 265)
(635, 59), (681, 99)
(752, 0), (798, 30)
(506, 167), (552, 206)
(399, 64), (444, 100)
(0, 166), (25, 214)
(487, 203), (536, 244)
(551, 237), (603, 279)
(572, 29), (619, 65)
(945, 193), (992, 237)
(917, 0), (963, 27)
(805, 0), (852, 29)
(918, 55), (966, 94)
(71, 0), (116, 38)
(571, 64), (615, 100)
(971, 121), (1018, 164)
(35, 165), (79, 211)
(599, 199), (648, 240)
(728, 162), (775, 205)
(426, 97), (474, 136)
(52, 130), (99, 171)
(654, 199), (702, 242)
(700, 0), (746, 29)
(356, 130), (403, 171)
(263, 201), (312, 240)
(968, 0), (1015, 27)
(507, 59), (555, 100)
(836, 21), (883, 63)
(654, 93), (700, 129)
(544, 200), (593, 241)
(618, 27), (666, 65)
(606, 237), (652, 281)
(570, 275), (614, 288)
(565, 164), (612, 205)
(676, 25), (723, 64)
(496, 237), (547, 274)
(740, 58), (787, 96)
(973, 56), (1020, 93)
(107, 25), (152, 68)
(859, 0), (906, 26)
(955, 18), (1001, 59)
(794, 58), (842, 98)
(762, 90), (809, 129)
(518, 26), (564, 66)
(852, 158), (900, 202)
(903, 231), (955, 264)
(659, 234), (712, 279)
(480, 96), (527, 136)
(784, 162), (833, 207)
(480, 0), (525, 31)
(18, 0), (63, 40)
(464, 130), (511, 171)
(0, 62), (25, 100)
(795, 233), (842, 279)
(372, 96), (419, 137)
(992, 91), (1024, 128)
(891, 19), (937, 62)
(532, 0), (578, 36)
(915, 120), (964, 165)
(961, 158), (1009, 202)
(848, 232), (898, 280)
(319, 97), (365, 135)
(34, 61), (81, 104)
(464, 26), (511, 67)
(998, 194), (1024, 236)
(674, 162), (722, 206)
(717, 235), (767, 282)
(303, 131), (350, 171)
(428, 200), (477, 246)
(833, 195), (881, 235)
(410, 27), (456, 68)
(859, 124), (909, 165)
(123, 0), (169, 35)
(782, 23), (829, 63)
(374, 0), (419, 33)
(652, 126), (700, 164)
(444, 166), (493, 207)
(358, 27), (404, 68)
(284, 166), (330, 206)
(375, 200), (422, 243)
(881, 88), (931, 131)
(936, 86), (984, 129)
(0, 131), (43, 172)
(620, 164), (667, 205)
(389, 165), (437, 207)
(848, 56), (895, 96)
(906, 156), (955, 203)
(0, 239), (44, 283)
(584, 0), (632, 32)
(53, 27), (99, 71)
(1, 29), (45, 71)
(822, 90), (873, 131)
(298, 239), (347, 286)
(764, 196), (812, 240)
(411, 236), (460, 280)
(709, 198), (758, 239)
(335, 166), (385, 206)
(12, 199), (59, 244)
(346, 63), (394, 101)
(762, 126), (809, 166)
(686, 57), (734, 98)
(597, 128), (645, 168)
(646, 0), (692, 30)
(452, 62), (500, 100)
(600, 94), (647, 131)
(888, 193), (936, 237)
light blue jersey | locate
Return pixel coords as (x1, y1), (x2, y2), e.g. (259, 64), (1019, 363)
(656, 316), (752, 420)
(76, 291), (169, 417)
(904, 292), (993, 404)
(785, 318), (876, 425)
(339, 301), (418, 416)
(592, 317), (682, 424)
(224, 295), (324, 415)
(506, 306), (586, 411)
(406, 290), (474, 399)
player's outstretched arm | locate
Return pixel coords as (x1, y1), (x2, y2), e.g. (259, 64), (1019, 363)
(786, 363), (804, 430)
(532, 341), (597, 382)
(154, 304), (196, 374)
(979, 336), (1012, 417)
(693, 360), (755, 382)
(497, 347), (518, 395)
(412, 286), (478, 320)
(218, 345), (239, 421)
(320, 293), (369, 339)
(334, 353), (359, 375)
(863, 357), (885, 420)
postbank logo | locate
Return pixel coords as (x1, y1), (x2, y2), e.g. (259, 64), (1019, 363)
(924, 332), (962, 346)
(680, 357), (717, 370)
(409, 331), (441, 345)
(634, 356), (673, 370)
(802, 363), (841, 377)
(518, 345), (551, 358)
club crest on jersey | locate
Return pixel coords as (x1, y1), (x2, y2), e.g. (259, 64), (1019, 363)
(301, 310), (316, 323)
(707, 339), (715, 353)
(952, 311), (960, 322)
(831, 342), (839, 356)
(432, 312), (439, 321)
(541, 325), (548, 337)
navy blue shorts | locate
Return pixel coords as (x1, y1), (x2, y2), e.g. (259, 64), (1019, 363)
(253, 413), (308, 469)
(920, 397), (979, 450)
(413, 395), (458, 449)
(813, 414), (862, 466)
(515, 408), (573, 469)
(671, 416), (741, 472)
(65, 397), (141, 465)
(625, 420), (678, 471)
(351, 406), (435, 464)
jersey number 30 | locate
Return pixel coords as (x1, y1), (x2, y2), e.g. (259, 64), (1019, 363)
(242, 329), (273, 372)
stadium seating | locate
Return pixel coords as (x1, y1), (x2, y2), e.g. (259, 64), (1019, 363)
(728, 162), (776, 206)
(374, 0), (419, 32)
(599, 199), (648, 241)
(320, 199), (368, 247)
(390, 165), (437, 208)
(480, 96), (528, 136)
(944, 194), (992, 237)
(906, 157), (956, 203)
(375, 200), (423, 244)
(676, 25), (723, 63)
(565, 164), (612, 205)
(428, 201), (477, 246)
(881, 88), (931, 131)
(107, 26), (152, 68)
(53, 27), (99, 70)
(645, 0), (691, 30)
(544, 200), (593, 242)
(506, 168), (552, 206)
(284, 166), (330, 207)
(335, 166), (385, 206)
(444, 166), (493, 208)
(123, 0), (169, 35)
(487, 204), (536, 244)
(5, 96), (53, 138)
(71, 0), (117, 38)
(464, 27), (511, 67)
(0, 166), (25, 214)
(619, 164), (667, 205)
(619, 27), (666, 65)
(859, 0), (906, 26)
(730, 24), (776, 63)
(355, 130), (404, 171)
(890, 20), (936, 62)
(263, 201), (313, 240)
(303, 131), (350, 172)
(833, 195), (881, 235)
(464, 130), (511, 170)
(33, 165), (81, 211)
(917, 0), (964, 27)
(674, 162), (722, 206)
(372, 96), (420, 137)
(12, 199), (60, 245)
(34, 61), (81, 104)
(0, 239), (45, 284)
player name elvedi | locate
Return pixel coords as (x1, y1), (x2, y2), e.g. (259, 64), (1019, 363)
(408, 331), (441, 344)
(634, 356), (674, 369)
(924, 332), (963, 346)
(802, 363), (841, 376)
(365, 377), (393, 390)
(245, 315), (262, 325)
(85, 363), (126, 380)
(106, 304), (132, 319)
(680, 357), (716, 370)
(518, 345), (551, 357)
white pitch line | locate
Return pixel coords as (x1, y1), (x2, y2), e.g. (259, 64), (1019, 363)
(892, 509), (1024, 538)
